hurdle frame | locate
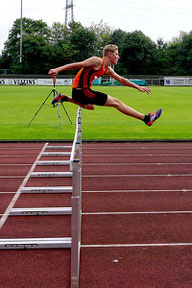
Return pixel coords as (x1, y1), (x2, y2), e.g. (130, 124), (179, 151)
(0, 107), (82, 288)
(70, 107), (82, 288)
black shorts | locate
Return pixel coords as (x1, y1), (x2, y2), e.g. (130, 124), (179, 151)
(72, 88), (108, 106)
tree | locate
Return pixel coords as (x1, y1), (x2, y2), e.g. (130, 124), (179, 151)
(49, 22), (73, 69)
(110, 29), (127, 74)
(164, 32), (192, 75)
(89, 20), (112, 55)
(166, 36), (183, 75)
(178, 31), (192, 75)
(2, 18), (51, 73)
(111, 29), (127, 53)
(1, 17), (192, 76)
(19, 34), (52, 74)
(50, 22), (69, 44)
(120, 31), (157, 75)
(155, 38), (169, 75)
(49, 21), (97, 71)
(68, 21), (97, 61)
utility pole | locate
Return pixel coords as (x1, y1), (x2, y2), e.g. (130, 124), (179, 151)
(65, 0), (74, 26)
(20, 0), (23, 63)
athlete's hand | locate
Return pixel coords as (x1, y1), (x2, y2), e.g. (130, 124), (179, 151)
(138, 86), (152, 94)
(48, 68), (58, 76)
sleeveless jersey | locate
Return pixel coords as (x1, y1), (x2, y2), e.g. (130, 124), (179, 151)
(72, 58), (108, 89)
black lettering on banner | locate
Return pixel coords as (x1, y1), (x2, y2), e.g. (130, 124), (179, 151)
(28, 79), (35, 85)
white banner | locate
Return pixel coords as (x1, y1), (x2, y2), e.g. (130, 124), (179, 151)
(0, 78), (73, 86)
(164, 77), (192, 86)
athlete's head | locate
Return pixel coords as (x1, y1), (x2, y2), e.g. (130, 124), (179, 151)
(103, 44), (118, 56)
(103, 44), (119, 65)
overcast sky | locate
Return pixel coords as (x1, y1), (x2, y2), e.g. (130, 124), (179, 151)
(0, 0), (192, 53)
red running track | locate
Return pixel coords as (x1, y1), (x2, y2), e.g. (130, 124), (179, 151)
(1, 142), (192, 287)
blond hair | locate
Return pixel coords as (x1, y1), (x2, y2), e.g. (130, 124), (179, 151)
(103, 44), (118, 56)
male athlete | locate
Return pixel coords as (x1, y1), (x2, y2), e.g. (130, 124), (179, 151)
(48, 44), (162, 126)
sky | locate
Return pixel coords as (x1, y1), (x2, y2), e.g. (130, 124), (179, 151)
(0, 0), (192, 54)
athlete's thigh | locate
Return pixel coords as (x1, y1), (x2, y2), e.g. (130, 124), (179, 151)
(104, 95), (118, 107)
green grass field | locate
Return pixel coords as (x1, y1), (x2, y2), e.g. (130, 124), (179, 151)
(0, 85), (192, 140)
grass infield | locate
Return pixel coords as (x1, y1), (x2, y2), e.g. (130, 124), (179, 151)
(0, 85), (192, 141)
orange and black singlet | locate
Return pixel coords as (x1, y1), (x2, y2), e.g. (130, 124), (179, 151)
(72, 58), (109, 106)
(73, 58), (108, 89)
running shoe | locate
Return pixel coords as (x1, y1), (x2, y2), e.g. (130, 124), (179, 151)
(145, 108), (162, 126)
(51, 93), (68, 105)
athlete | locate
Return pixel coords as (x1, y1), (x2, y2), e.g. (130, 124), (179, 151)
(48, 44), (162, 126)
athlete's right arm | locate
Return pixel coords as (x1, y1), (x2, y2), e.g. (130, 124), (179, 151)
(48, 57), (101, 76)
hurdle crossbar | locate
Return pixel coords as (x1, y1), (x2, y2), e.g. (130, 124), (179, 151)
(70, 108), (82, 172)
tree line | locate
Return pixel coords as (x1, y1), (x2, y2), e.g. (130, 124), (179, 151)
(0, 18), (192, 76)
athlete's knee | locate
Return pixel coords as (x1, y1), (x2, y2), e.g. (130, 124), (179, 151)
(110, 98), (122, 109)
(82, 104), (95, 110)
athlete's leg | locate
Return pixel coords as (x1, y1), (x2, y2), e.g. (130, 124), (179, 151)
(53, 94), (95, 110)
(105, 95), (144, 120)
(67, 97), (95, 110)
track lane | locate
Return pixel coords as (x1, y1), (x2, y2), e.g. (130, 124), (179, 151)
(1, 141), (192, 288)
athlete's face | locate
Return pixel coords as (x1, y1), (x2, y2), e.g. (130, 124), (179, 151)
(109, 50), (120, 65)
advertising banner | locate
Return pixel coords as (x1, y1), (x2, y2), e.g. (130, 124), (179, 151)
(0, 78), (73, 86)
(164, 77), (192, 86)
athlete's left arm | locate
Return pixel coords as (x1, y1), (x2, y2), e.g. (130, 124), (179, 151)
(107, 67), (151, 94)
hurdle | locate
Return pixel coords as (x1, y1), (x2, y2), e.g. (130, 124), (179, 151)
(70, 107), (82, 288)
(0, 107), (82, 288)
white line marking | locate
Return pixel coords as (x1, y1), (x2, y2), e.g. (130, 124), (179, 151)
(0, 148), (42, 150)
(83, 154), (192, 157)
(82, 189), (192, 193)
(3, 174), (191, 179)
(83, 163), (192, 166)
(166, 90), (192, 95)
(1, 189), (191, 194)
(82, 211), (192, 215)
(0, 143), (48, 230)
(0, 155), (39, 157)
(81, 243), (192, 248)
(0, 192), (16, 194)
(1, 153), (192, 159)
(83, 147), (192, 150)
(83, 174), (192, 177)
(0, 176), (24, 179)
(0, 164), (32, 166)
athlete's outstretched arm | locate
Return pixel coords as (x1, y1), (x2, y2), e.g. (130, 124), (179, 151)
(48, 57), (102, 76)
(107, 66), (151, 94)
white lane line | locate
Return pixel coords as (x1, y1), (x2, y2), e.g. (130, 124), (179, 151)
(0, 143), (48, 230)
(0, 176), (25, 179)
(82, 211), (192, 215)
(1, 163), (192, 166)
(81, 243), (192, 248)
(1, 153), (191, 158)
(83, 189), (192, 193)
(83, 162), (192, 165)
(83, 174), (192, 177)
(3, 174), (190, 179)
(83, 154), (192, 157)
(0, 148), (42, 150)
(1, 189), (191, 194)
(0, 155), (39, 157)
(0, 192), (16, 194)
(83, 147), (192, 150)
(0, 164), (32, 166)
